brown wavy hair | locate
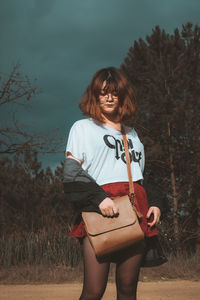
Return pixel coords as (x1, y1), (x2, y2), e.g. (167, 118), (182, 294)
(79, 67), (137, 124)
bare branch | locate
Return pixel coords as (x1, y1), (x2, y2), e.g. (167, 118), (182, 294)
(0, 63), (40, 107)
(0, 63), (63, 154)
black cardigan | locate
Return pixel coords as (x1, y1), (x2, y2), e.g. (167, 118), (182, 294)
(63, 158), (162, 224)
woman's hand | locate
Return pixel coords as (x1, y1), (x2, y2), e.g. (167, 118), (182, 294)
(146, 206), (161, 227)
(99, 197), (119, 217)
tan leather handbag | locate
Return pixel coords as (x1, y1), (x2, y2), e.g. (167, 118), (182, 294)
(82, 133), (144, 257)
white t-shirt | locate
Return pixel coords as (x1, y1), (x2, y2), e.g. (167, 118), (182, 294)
(66, 118), (145, 186)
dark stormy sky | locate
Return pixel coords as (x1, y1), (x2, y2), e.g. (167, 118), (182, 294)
(0, 0), (199, 170)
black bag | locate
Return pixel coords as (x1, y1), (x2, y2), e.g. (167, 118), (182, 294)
(142, 235), (168, 267)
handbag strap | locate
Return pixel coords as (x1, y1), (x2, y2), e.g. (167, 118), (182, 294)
(122, 133), (136, 204)
(122, 132), (143, 218)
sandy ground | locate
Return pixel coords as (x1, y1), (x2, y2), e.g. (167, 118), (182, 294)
(0, 280), (199, 300)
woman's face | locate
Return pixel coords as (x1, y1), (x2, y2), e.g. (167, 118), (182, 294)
(99, 81), (120, 118)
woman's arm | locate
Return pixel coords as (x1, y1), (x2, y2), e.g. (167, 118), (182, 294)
(63, 155), (118, 216)
(143, 169), (162, 227)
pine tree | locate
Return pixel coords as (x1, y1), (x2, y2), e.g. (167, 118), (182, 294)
(121, 23), (200, 251)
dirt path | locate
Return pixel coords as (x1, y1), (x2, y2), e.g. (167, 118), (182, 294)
(0, 280), (199, 300)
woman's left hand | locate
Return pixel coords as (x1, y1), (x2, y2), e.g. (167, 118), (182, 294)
(146, 206), (161, 227)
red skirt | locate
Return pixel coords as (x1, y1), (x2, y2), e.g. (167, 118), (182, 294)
(69, 182), (158, 238)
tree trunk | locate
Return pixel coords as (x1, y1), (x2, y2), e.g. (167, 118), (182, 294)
(195, 151), (200, 252)
(196, 196), (200, 252)
(167, 121), (180, 248)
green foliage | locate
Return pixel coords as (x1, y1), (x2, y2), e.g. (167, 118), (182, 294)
(121, 22), (200, 251)
(0, 149), (70, 234)
(0, 150), (81, 267)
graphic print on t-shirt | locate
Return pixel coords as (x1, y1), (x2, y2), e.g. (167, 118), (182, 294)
(103, 134), (142, 164)
(66, 119), (144, 184)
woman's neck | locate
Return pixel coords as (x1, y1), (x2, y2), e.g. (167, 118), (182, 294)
(102, 115), (122, 131)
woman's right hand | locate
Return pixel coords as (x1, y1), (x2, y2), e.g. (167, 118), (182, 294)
(99, 197), (119, 217)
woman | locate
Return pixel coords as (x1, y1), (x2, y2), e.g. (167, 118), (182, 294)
(63, 67), (162, 300)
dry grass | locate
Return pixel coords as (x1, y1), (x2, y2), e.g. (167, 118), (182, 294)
(0, 231), (82, 267)
(139, 251), (200, 282)
(0, 251), (199, 284)
(0, 231), (199, 284)
(0, 264), (83, 284)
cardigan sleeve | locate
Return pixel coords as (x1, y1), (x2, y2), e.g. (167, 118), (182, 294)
(143, 170), (164, 212)
(63, 158), (109, 211)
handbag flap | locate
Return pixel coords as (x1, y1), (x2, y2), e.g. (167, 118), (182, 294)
(82, 195), (137, 236)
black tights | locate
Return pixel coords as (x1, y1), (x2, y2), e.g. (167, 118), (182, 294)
(79, 237), (144, 300)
